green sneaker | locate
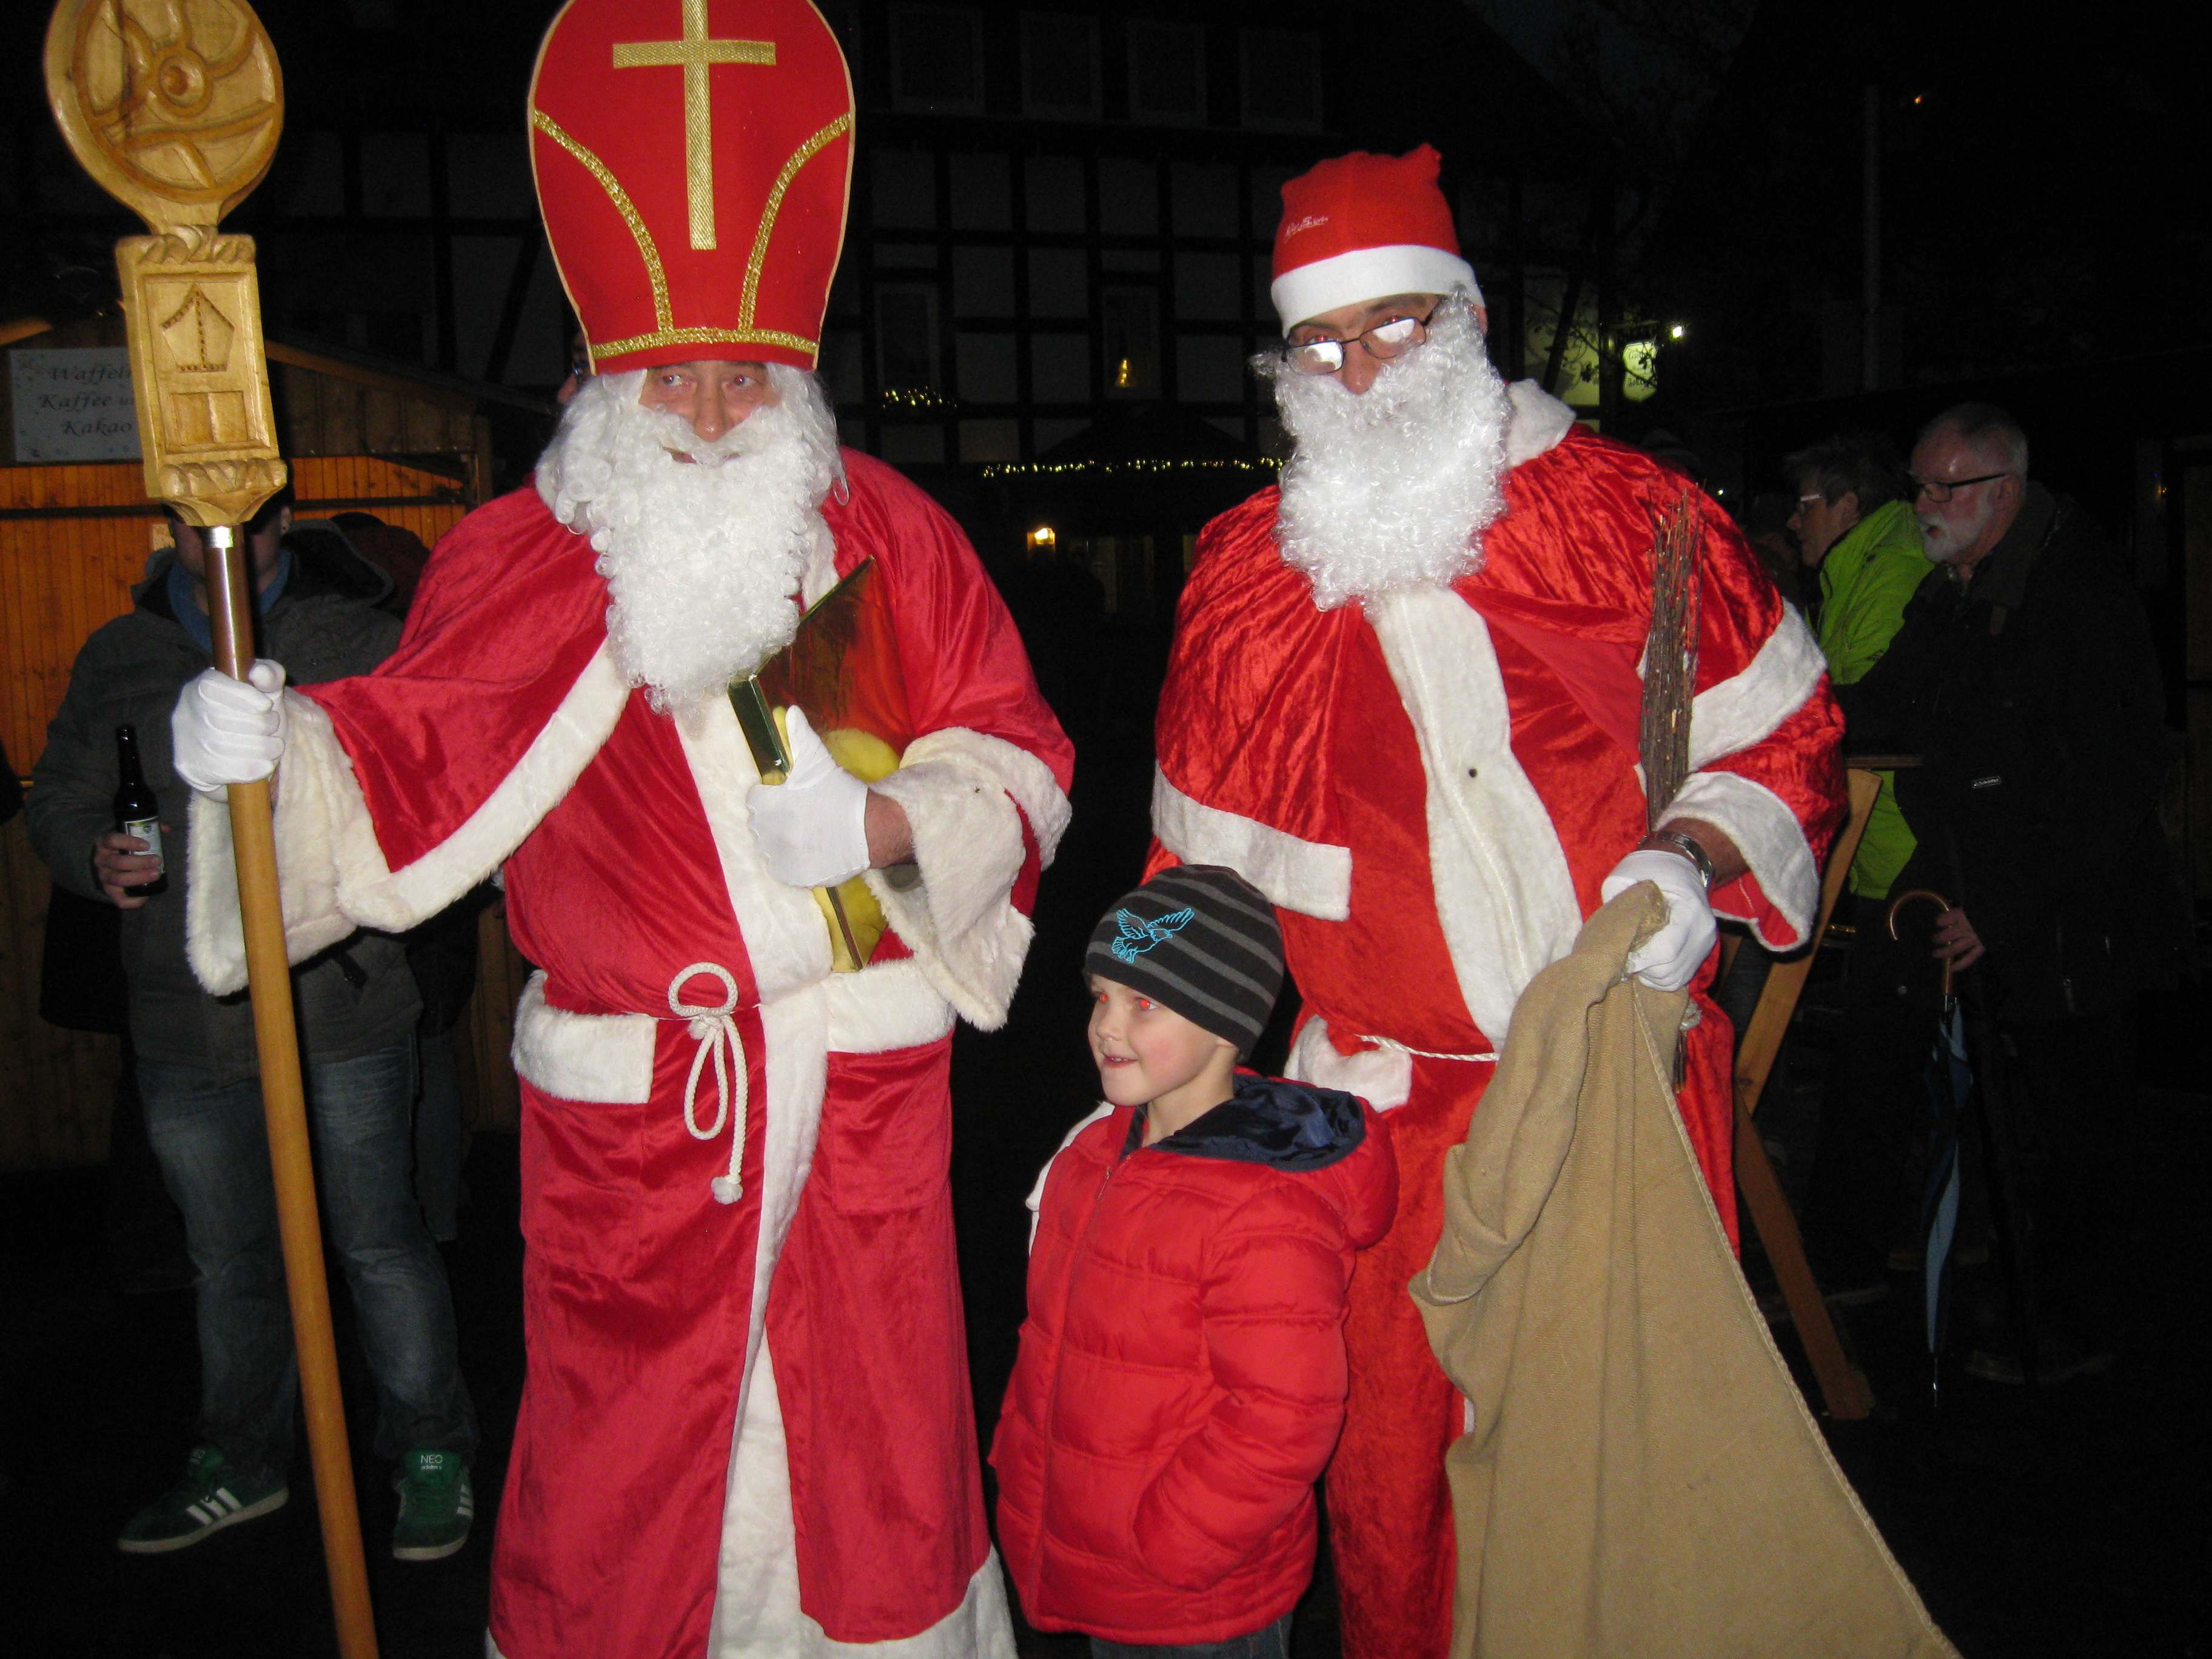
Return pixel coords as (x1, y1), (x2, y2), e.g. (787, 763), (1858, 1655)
(392, 1449), (474, 1561)
(117, 1446), (288, 1554)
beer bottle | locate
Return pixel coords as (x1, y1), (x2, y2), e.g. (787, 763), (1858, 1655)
(113, 724), (167, 897)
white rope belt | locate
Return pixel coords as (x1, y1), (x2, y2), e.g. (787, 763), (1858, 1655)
(1360, 1034), (1498, 1064)
(669, 963), (747, 1205)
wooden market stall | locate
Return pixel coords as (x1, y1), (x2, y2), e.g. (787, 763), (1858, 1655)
(2, 315), (550, 1170)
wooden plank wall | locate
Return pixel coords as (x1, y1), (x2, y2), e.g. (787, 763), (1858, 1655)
(0, 457), (526, 1171)
(1, 457), (468, 774)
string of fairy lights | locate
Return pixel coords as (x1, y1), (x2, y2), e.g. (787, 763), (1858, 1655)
(978, 457), (1281, 481)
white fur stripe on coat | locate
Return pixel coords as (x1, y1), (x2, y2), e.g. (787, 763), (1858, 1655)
(1150, 768), (1352, 922)
(865, 728), (1071, 1031)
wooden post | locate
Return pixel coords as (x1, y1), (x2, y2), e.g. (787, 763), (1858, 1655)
(44, 7), (378, 1654)
(1729, 765), (1885, 1422)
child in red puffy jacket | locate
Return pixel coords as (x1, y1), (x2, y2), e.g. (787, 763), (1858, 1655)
(992, 865), (1396, 1658)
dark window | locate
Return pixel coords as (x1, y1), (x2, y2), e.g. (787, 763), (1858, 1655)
(1240, 28), (1321, 131)
(1024, 155), (1088, 233)
(1022, 13), (1101, 119)
(1102, 288), (1159, 397)
(876, 285), (942, 391)
(1127, 20), (1204, 124)
(873, 149), (936, 229)
(890, 6), (984, 114)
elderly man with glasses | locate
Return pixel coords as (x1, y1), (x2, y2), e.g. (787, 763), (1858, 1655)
(1142, 145), (1848, 1659)
(1845, 403), (2190, 1386)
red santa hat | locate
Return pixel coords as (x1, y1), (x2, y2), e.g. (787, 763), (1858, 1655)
(528, 0), (856, 375)
(1269, 144), (1483, 333)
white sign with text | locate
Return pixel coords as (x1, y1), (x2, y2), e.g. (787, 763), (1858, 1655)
(11, 347), (142, 461)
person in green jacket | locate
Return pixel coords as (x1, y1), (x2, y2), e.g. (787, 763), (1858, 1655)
(1786, 434), (1937, 1297)
(1786, 435), (1932, 900)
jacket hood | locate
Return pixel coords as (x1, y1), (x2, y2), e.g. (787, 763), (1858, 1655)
(1155, 1074), (1397, 1248)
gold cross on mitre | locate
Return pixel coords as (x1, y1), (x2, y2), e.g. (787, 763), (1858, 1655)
(612, 0), (776, 250)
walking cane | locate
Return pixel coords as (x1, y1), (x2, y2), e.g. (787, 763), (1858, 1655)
(44, 6), (379, 1654)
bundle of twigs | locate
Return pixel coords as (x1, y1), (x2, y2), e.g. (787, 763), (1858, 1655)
(1640, 490), (1703, 828)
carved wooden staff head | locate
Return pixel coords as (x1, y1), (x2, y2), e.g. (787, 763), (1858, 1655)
(44, 0), (288, 529)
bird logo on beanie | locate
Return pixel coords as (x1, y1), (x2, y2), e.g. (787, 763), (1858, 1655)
(1109, 906), (1195, 965)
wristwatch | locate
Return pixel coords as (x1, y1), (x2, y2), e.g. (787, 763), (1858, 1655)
(1643, 828), (1716, 889)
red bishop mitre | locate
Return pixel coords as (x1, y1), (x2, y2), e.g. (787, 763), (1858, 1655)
(528, 0), (855, 374)
(1269, 144), (1482, 333)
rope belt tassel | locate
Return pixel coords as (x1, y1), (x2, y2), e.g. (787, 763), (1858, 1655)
(669, 963), (748, 1204)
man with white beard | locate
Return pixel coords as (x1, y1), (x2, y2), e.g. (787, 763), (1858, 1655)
(1146, 146), (1846, 1659)
(165, 4), (1068, 1656)
(1842, 404), (2185, 1386)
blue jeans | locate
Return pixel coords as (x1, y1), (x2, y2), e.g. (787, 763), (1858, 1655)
(139, 1039), (477, 1475)
(1091, 1614), (1292, 1659)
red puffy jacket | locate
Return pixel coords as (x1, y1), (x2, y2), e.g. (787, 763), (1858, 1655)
(992, 1076), (1396, 1643)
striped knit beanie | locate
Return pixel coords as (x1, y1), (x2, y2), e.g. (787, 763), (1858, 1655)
(1084, 865), (1283, 1057)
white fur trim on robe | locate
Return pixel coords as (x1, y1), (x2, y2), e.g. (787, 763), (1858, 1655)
(712, 1347), (1016, 1659)
(1684, 605), (1828, 775)
(186, 646), (632, 995)
(1369, 586), (1586, 1045)
(512, 959), (957, 1105)
(1666, 770), (1823, 948)
(1502, 379), (1577, 468)
(1150, 768), (1352, 922)
(864, 728), (1070, 1031)
(1285, 1016), (1417, 1113)
(675, 694), (842, 1005)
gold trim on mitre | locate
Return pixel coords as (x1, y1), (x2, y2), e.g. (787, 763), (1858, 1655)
(529, 109), (675, 334)
(740, 113), (853, 332)
(528, 107), (851, 366)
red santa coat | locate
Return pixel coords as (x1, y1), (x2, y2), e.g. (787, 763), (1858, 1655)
(1148, 384), (1845, 1659)
(185, 454), (1073, 1659)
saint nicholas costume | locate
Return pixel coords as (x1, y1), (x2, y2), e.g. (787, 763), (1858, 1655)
(1148, 150), (1846, 1659)
(182, 4), (1070, 1655)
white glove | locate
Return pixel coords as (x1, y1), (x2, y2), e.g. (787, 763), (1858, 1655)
(1600, 847), (1717, 992)
(172, 661), (288, 797)
(746, 706), (871, 888)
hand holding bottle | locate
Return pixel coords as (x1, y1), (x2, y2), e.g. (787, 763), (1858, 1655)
(95, 827), (168, 910)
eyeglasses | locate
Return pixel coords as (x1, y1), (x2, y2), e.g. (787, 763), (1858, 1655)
(1795, 494), (1825, 508)
(1284, 310), (1433, 377)
(1910, 470), (2012, 504)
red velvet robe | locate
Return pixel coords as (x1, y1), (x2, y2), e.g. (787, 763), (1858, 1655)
(1149, 390), (1845, 1659)
(193, 454), (1071, 1659)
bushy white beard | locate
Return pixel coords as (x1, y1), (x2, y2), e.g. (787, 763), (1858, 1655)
(1915, 498), (1994, 566)
(535, 366), (844, 709)
(1259, 300), (1512, 610)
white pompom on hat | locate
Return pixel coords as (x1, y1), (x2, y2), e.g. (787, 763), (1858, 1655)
(1269, 144), (1483, 334)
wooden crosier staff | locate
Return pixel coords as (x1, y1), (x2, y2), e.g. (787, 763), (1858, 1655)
(43, 5), (378, 1654)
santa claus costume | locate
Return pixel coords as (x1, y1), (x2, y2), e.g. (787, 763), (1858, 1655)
(1147, 148), (1845, 1659)
(182, 4), (1070, 1655)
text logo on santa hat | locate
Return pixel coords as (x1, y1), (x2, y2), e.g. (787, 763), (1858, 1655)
(529, 0), (855, 375)
(1270, 144), (1483, 334)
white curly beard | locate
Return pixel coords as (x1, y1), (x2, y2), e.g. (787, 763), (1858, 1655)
(1258, 300), (1512, 610)
(534, 366), (844, 709)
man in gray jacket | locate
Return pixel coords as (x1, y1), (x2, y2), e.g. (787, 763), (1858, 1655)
(27, 495), (477, 1559)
